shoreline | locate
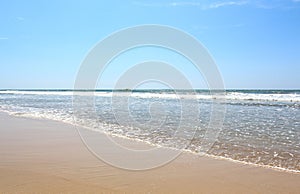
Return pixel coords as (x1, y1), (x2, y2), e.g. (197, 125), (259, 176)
(3, 110), (300, 174)
(0, 112), (299, 193)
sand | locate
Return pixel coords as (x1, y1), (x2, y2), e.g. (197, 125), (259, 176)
(0, 112), (299, 193)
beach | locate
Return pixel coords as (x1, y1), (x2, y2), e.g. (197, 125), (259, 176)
(0, 112), (299, 193)
(2, 0), (300, 192)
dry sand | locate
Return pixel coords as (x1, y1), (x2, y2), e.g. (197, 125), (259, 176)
(0, 112), (299, 193)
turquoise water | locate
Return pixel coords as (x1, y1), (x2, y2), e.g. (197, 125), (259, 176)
(0, 89), (299, 172)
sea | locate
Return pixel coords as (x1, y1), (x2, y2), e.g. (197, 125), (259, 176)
(0, 89), (299, 173)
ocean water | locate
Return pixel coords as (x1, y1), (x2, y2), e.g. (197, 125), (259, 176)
(0, 89), (299, 172)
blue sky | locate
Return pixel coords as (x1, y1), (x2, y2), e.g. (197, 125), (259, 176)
(0, 0), (299, 89)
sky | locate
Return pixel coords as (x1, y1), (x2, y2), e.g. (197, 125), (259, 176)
(0, 0), (299, 89)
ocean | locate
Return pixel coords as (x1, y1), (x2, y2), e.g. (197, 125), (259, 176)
(0, 89), (299, 172)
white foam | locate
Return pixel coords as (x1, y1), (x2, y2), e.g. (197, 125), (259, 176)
(1, 90), (299, 102)
(0, 91), (74, 96)
(225, 92), (300, 102)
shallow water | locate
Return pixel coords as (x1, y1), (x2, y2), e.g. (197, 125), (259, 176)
(0, 89), (299, 172)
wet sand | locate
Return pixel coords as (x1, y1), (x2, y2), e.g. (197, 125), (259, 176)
(0, 112), (299, 193)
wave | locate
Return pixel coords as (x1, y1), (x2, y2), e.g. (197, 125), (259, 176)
(225, 92), (300, 102)
(1, 90), (300, 102)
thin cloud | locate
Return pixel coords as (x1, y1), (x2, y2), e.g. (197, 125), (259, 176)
(168, 2), (202, 7)
(0, 37), (9, 40)
(132, 1), (202, 7)
(253, 0), (300, 9)
(208, 1), (248, 9)
(133, 1), (249, 9)
(132, 0), (299, 10)
(16, 17), (25, 21)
